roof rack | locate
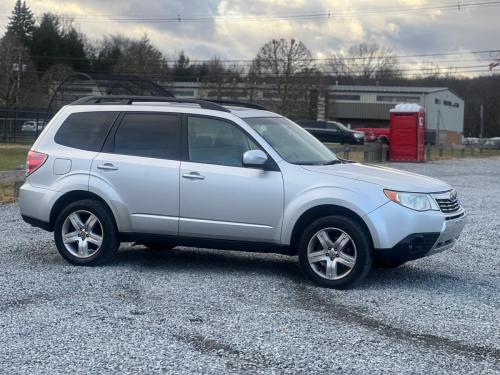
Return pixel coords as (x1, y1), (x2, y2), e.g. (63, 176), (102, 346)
(70, 96), (231, 113)
(202, 99), (267, 111)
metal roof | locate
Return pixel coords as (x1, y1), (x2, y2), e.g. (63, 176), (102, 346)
(329, 85), (449, 94)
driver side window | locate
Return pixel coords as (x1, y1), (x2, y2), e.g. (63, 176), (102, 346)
(187, 116), (259, 167)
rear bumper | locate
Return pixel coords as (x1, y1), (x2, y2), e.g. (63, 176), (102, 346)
(19, 182), (62, 229)
(373, 210), (466, 263)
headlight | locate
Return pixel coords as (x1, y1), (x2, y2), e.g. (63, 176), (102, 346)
(384, 189), (440, 211)
(354, 132), (364, 138)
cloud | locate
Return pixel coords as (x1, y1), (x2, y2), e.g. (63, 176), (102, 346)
(0, 0), (498, 74)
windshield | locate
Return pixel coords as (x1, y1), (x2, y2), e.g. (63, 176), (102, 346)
(245, 117), (339, 165)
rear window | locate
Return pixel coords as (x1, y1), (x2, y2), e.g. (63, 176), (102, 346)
(113, 113), (180, 160)
(54, 112), (117, 151)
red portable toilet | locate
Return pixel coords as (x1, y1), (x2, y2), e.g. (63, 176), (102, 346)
(389, 103), (426, 162)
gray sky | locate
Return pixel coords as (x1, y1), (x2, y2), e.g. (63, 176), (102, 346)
(1, 0), (499, 75)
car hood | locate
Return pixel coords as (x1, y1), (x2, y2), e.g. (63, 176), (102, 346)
(302, 162), (451, 193)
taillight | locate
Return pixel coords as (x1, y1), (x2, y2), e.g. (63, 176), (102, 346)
(26, 150), (48, 176)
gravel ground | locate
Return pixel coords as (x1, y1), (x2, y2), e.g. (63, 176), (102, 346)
(0, 157), (499, 374)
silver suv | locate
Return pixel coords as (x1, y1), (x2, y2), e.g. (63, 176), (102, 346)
(19, 96), (466, 289)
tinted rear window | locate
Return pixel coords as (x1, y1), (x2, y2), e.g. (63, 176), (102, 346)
(113, 113), (180, 160)
(54, 112), (117, 151)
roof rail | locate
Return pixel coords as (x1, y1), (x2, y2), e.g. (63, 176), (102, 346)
(202, 99), (268, 111)
(70, 96), (231, 112)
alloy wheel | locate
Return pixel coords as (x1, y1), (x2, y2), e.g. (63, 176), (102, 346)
(61, 210), (103, 259)
(307, 227), (357, 280)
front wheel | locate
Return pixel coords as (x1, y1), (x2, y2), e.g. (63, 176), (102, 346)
(54, 199), (119, 266)
(298, 215), (372, 289)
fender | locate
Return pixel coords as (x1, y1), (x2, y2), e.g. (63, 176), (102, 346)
(88, 172), (133, 232)
(281, 184), (387, 246)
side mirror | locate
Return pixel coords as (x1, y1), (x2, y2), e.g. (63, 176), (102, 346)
(242, 150), (268, 168)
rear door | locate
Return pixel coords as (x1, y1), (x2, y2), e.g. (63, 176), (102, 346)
(90, 112), (181, 235)
(179, 115), (284, 243)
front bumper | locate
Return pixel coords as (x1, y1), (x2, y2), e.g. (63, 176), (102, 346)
(367, 201), (467, 263)
(352, 137), (364, 145)
(426, 210), (467, 255)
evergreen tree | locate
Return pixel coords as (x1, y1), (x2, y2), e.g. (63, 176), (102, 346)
(30, 13), (62, 72)
(5, 0), (35, 45)
(30, 13), (89, 74)
(173, 52), (193, 81)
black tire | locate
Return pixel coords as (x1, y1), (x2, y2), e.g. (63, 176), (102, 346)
(54, 199), (119, 266)
(298, 215), (373, 289)
(378, 136), (389, 145)
(142, 242), (176, 251)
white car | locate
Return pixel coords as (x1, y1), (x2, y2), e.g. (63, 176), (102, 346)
(21, 120), (46, 133)
(19, 96), (466, 289)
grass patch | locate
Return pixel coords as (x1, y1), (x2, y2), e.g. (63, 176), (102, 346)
(0, 144), (30, 170)
(0, 182), (15, 203)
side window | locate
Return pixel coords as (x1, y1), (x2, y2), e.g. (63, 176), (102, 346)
(326, 123), (339, 131)
(188, 116), (259, 167)
(54, 112), (117, 151)
(113, 113), (180, 160)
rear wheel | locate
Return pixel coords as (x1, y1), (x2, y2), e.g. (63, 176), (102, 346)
(298, 215), (372, 289)
(54, 199), (119, 266)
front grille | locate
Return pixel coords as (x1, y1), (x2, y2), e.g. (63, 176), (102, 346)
(435, 197), (460, 214)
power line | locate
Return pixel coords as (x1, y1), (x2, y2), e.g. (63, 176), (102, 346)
(1, 0), (499, 23)
(8, 66), (496, 78)
(19, 49), (500, 64)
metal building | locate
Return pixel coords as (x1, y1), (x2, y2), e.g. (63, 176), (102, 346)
(323, 85), (464, 145)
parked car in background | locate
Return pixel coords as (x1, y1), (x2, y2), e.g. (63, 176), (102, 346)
(21, 120), (46, 133)
(295, 119), (365, 144)
(484, 137), (500, 149)
(355, 127), (391, 144)
(463, 137), (484, 146)
(19, 96), (466, 289)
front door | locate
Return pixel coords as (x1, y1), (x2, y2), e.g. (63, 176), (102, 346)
(90, 112), (181, 235)
(179, 115), (284, 243)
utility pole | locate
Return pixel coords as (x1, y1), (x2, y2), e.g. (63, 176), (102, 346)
(16, 51), (22, 105)
(479, 104), (484, 138)
(13, 50), (26, 106)
(436, 109), (441, 145)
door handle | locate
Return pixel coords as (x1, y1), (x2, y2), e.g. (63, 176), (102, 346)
(97, 163), (118, 171)
(182, 172), (205, 180)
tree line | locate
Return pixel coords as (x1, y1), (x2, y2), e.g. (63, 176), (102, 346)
(1, 0), (499, 136)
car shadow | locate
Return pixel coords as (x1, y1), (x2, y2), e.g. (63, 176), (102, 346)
(27, 241), (479, 292)
(111, 245), (477, 293)
(113, 245), (301, 279)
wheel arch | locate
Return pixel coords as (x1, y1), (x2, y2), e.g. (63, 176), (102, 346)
(288, 204), (374, 255)
(49, 190), (118, 232)
(378, 135), (390, 144)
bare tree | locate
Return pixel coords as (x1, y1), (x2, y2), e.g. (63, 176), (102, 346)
(90, 35), (169, 81)
(201, 58), (243, 100)
(112, 35), (169, 81)
(249, 38), (318, 114)
(329, 43), (400, 80)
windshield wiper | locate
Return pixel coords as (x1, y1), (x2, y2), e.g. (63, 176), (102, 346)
(322, 159), (342, 165)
